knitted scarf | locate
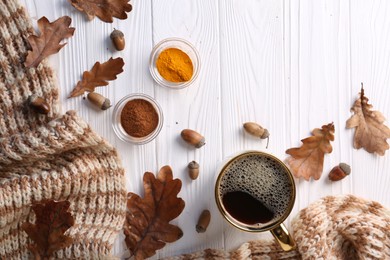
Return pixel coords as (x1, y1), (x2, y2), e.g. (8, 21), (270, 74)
(166, 195), (390, 260)
(0, 0), (126, 258)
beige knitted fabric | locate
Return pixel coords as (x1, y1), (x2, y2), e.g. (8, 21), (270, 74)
(167, 195), (390, 260)
(0, 0), (126, 259)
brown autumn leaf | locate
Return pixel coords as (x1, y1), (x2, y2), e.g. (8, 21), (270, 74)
(124, 166), (185, 260)
(69, 57), (124, 97)
(25, 16), (75, 68)
(285, 123), (335, 181)
(346, 84), (390, 156)
(68, 0), (132, 23)
(22, 200), (74, 259)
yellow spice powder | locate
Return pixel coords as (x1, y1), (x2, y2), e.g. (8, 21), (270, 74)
(156, 48), (193, 82)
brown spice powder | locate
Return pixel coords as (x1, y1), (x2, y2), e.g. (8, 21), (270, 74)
(120, 99), (159, 138)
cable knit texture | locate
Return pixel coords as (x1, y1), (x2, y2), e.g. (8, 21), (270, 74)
(0, 0), (126, 259)
(167, 195), (390, 260)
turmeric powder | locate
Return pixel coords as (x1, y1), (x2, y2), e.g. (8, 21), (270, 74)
(156, 48), (193, 82)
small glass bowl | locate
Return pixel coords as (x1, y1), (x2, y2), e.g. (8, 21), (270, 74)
(112, 94), (163, 145)
(149, 38), (200, 89)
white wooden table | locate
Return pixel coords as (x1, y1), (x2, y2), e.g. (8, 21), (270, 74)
(23, 0), (390, 258)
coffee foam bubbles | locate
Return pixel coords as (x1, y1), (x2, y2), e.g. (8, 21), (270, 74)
(219, 154), (293, 224)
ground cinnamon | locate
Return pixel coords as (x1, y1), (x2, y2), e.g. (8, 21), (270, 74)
(120, 99), (159, 138)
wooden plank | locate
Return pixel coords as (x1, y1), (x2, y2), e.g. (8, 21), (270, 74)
(151, 0), (222, 258)
(287, 0), (354, 212)
(349, 0), (390, 206)
(219, 0), (287, 250)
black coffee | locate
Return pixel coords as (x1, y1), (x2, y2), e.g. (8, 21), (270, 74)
(218, 153), (293, 226)
(222, 191), (275, 224)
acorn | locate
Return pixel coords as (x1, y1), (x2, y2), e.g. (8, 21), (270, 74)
(181, 129), (205, 148)
(243, 122), (270, 148)
(188, 161), (199, 180)
(87, 92), (111, 110)
(110, 29), (125, 51)
(28, 94), (50, 114)
(328, 163), (351, 181)
(196, 210), (211, 233)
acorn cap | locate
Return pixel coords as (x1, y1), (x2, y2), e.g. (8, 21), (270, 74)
(87, 92), (111, 110)
(261, 129), (270, 139)
(110, 29), (124, 39)
(188, 161), (199, 169)
(339, 163), (351, 175)
(101, 99), (111, 110)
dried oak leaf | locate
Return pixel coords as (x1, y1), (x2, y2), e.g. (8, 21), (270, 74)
(346, 84), (390, 155)
(68, 0), (132, 23)
(25, 16), (75, 68)
(286, 123), (335, 181)
(124, 166), (185, 260)
(22, 200), (74, 259)
(69, 57), (124, 97)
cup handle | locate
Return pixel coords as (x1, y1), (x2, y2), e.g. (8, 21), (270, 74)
(270, 223), (296, 251)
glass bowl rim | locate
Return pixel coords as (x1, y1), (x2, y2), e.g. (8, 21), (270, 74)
(149, 37), (200, 89)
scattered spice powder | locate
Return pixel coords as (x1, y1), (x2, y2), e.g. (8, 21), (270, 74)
(156, 48), (193, 82)
(120, 99), (159, 138)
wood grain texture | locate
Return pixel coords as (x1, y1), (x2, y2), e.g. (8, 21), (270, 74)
(219, 0), (287, 249)
(22, 0), (390, 258)
(151, 0), (223, 257)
